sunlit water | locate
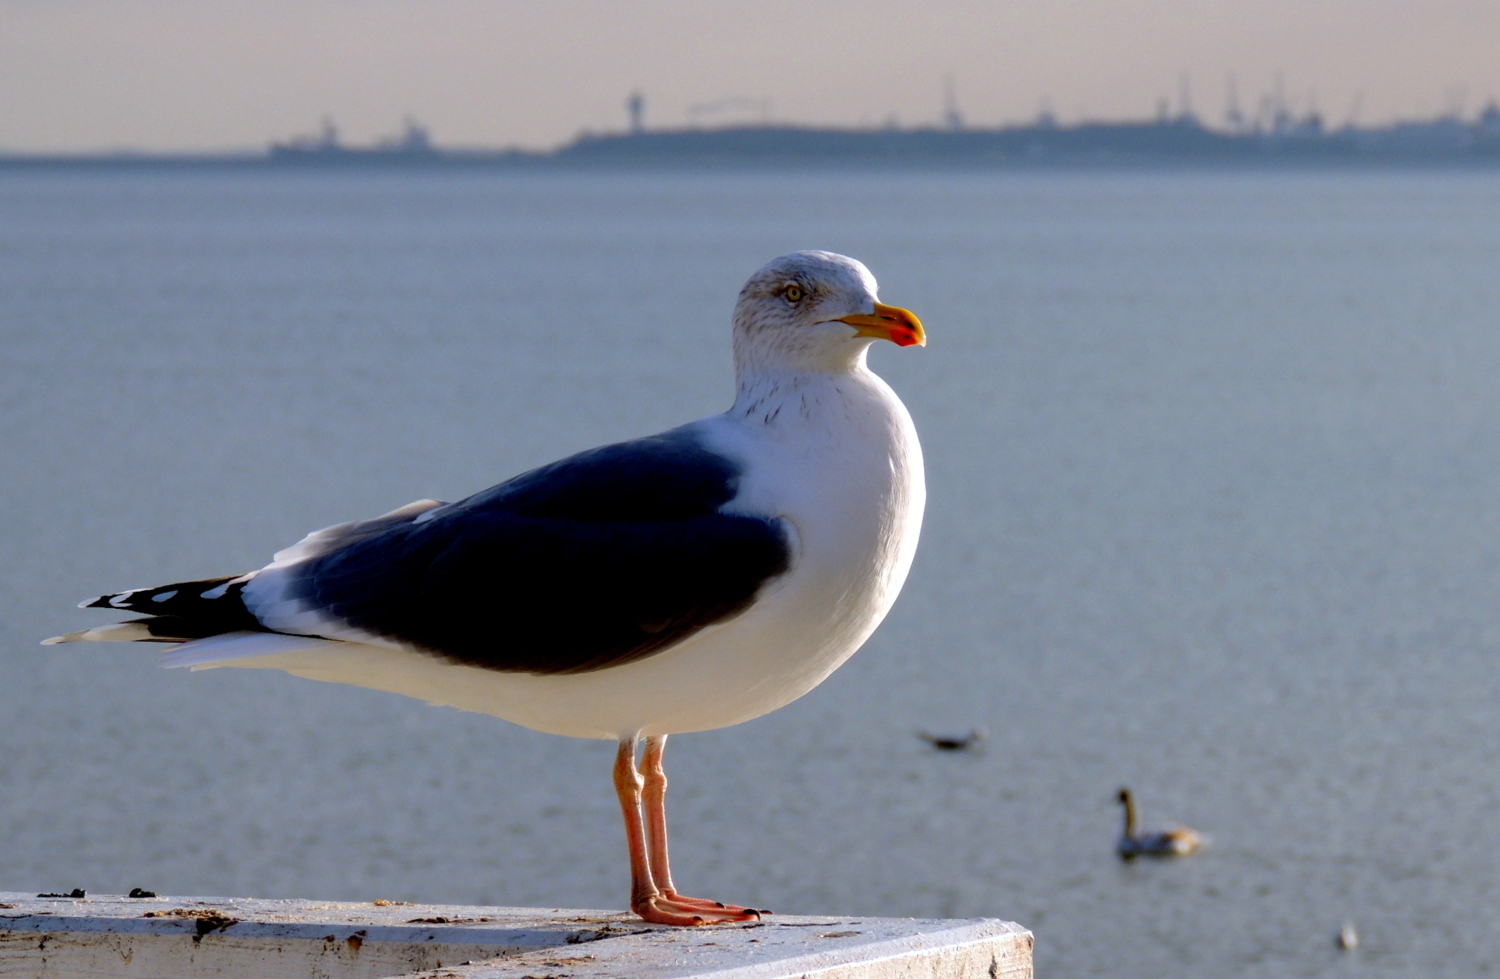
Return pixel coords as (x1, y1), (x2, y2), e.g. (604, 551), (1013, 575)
(4, 168), (1500, 978)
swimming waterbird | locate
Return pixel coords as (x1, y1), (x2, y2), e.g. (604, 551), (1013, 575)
(1115, 787), (1202, 860)
(918, 727), (986, 751)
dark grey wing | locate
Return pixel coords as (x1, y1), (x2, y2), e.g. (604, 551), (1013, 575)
(278, 428), (792, 675)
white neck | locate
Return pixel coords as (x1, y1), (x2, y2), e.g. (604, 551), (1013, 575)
(731, 336), (884, 417)
(729, 363), (864, 426)
(732, 324), (875, 378)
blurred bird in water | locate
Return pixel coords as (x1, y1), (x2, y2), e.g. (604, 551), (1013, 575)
(917, 727), (986, 751)
(1115, 787), (1202, 860)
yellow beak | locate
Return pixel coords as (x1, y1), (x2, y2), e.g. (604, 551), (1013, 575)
(837, 302), (926, 347)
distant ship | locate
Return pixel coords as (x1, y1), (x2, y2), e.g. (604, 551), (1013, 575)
(269, 116), (436, 163)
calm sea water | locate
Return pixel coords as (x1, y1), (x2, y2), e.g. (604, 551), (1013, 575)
(4, 168), (1500, 977)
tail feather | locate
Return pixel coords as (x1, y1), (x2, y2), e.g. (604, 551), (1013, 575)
(43, 614), (247, 645)
(49, 573), (266, 645)
(44, 620), (160, 645)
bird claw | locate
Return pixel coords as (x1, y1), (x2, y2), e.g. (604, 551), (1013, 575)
(633, 893), (763, 926)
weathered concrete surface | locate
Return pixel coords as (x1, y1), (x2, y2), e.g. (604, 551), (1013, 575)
(0, 893), (1031, 979)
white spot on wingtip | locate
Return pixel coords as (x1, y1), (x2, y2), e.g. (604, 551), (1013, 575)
(77, 597), (101, 609)
(151, 590), (178, 603)
(41, 635), (65, 645)
(202, 572), (255, 600)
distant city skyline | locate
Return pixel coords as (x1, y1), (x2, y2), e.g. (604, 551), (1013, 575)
(2, 0), (1498, 152)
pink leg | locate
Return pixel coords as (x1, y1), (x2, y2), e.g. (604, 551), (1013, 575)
(614, 737), (761, 925)
(641, 735), (763, 919)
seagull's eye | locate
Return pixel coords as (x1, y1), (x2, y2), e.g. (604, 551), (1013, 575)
(784, 284), (804, 304)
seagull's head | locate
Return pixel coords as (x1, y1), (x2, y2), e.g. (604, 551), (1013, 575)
(732, 251), (924, 374)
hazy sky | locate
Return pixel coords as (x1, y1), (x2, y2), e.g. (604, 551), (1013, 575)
(3, 0), (1499, 152)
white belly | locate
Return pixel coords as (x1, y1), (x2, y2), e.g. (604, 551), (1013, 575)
(200, 369), (924, 740)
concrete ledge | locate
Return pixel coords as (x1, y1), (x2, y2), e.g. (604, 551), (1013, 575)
(0, 893), (1031, 979)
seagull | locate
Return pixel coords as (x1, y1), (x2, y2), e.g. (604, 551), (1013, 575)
(45, 250), (927, 926)
(1115, 787), (1202, 860)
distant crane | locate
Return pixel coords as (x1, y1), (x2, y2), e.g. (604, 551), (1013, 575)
(627, 91), (645, 135)
(1341, 92), (1364, 131)
(1303, 92), (1324, 133)
(1271, 72), (1291, 134)
(943, 75), (963, 131)
(1177, 73), (1194, 123)
(1224, 73), (1244, 132)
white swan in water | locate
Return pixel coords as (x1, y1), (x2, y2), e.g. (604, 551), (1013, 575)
(1116, 787), (1202, 860)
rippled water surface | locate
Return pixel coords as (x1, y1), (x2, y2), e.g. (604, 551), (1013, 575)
(4, 168), (1500, 977)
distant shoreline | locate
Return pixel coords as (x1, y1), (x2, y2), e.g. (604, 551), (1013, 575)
(5, 118), (1500, 170)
